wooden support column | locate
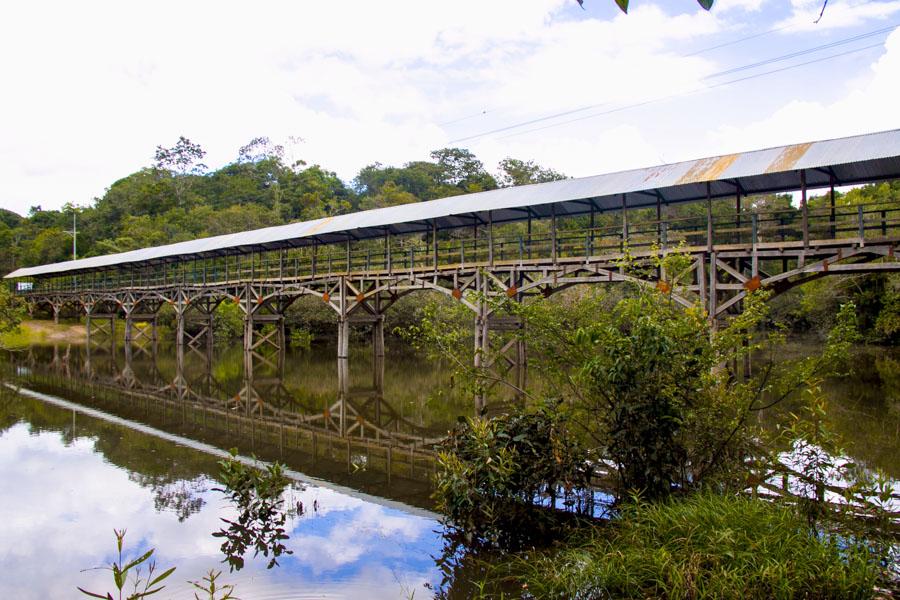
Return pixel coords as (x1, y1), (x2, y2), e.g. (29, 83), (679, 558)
(706, 182), (713, 252)
(551, 205), (558, 263)
(656, 195), (662, 247)
(487, 210), (494, 266)
(312, 240), (318, 277)
(337, 277), (349, 360)
(736, 187), (742, 245)
(473, 270), (488, 415)
(709, 251), (718, 331)
(829, 174), (836, 239)
(621, 193), (628, 250)
(527, 212), (532, 259)
(800, 170), (809, 248)
(432, 220), (438, 269)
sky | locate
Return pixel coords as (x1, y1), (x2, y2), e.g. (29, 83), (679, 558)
(1, 0), (899, 217)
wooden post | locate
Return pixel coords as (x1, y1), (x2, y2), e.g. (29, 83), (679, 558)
(337, 278), (349, 359)
(487, 210), (494, 266)
(590, 203), (596, 256)
(706, 182), (713, 252)
(709, 251), (718, 330)
(551, 205), (558, 263)
(345, 236), (351, 272)
(736, 188), (742, 245)
(432, 221), (438, 269)
(829, 174), (836, 239)
(656, 195), (662, 247)
(527, 212), (532, 259)
(800, 170), (809, 248)
(385, 229), (392, 273)
(621, 193), (628, 251)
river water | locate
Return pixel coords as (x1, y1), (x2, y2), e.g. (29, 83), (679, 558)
(0, 340), (898, 598)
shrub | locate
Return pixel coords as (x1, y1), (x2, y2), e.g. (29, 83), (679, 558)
(515, 493), (879, 600)
(434, 399), (593, 547)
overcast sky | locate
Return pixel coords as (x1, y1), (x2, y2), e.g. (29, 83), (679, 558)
(1, 0), (898, 216)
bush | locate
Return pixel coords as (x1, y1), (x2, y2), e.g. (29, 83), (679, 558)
(515, 493), (879, 600)
(434, 399), (593, 547)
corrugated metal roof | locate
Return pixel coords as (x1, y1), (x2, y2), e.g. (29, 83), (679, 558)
(7, 128), (900, 279)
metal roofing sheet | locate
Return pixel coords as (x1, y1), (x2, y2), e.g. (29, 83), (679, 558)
(7, 128), (900, 279)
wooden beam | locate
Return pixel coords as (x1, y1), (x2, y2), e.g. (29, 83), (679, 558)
(801, 169), (809, 248)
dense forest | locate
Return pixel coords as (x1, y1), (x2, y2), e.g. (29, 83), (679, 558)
(1, 136), (898, 343)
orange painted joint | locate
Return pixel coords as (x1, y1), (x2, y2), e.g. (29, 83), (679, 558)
(656, 280), (671, 294)
(506, 286), (518, 297)
(356, 293), (366, 303)
(744, 276), (761, 291)
(451, 288), (462, 300)
(322, 292), (330, 303)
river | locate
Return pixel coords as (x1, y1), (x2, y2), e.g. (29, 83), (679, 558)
(0, 339), (897, 598)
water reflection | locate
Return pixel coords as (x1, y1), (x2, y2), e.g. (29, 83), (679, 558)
(0, 384), (443, 599)
(4, 341), (472, 509)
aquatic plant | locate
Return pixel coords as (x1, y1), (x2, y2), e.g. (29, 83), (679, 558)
(77, 528), (175, 600)
(213, 449), (294, 571)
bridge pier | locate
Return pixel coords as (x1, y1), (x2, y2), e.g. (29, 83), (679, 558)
(84, 298), (119, 354)
(239, 287), (294, 374)
(122, 293), (162, 359)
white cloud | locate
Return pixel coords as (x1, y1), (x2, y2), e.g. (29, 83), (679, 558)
(776, 0), (900, 32)
(0, 0), (896, 216)
(707, 27), (900, 153)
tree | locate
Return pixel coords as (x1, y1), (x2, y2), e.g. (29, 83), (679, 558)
(154, 136), (208, 208)
(0, 285), (25, 340)
(430, 148), (498, 192)
(237, 136), (284, 164)
(496, 158), (567, 187)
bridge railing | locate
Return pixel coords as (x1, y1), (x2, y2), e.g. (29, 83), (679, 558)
(11, 201), (900, 296)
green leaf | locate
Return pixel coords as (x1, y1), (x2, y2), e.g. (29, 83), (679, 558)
(76, 588), (112, 600)
(696, 0), (714, 9)
(615, 0), (629, 12)
(123, 548), (154, 572)
(147, 566), (176, 588)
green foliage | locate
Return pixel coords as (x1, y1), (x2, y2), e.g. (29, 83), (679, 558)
(513, 493), (878, 600)
(213, 300), (244, 343)
(434, 400), (593, 546)
(189, 570), (239, 600)
(0, 286), (25, 345)
(213, 449), (294, 571)
(288, 327), (313, 350)
(78, 529), (176, 600)
(496, 158), (567, 187)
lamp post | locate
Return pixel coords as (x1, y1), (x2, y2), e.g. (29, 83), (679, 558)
(64, 205), (77, 261)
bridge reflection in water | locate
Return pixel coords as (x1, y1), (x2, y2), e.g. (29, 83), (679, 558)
(5, 341), (458, 510)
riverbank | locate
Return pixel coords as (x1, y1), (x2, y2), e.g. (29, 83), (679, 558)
(0, 320), (86, 348)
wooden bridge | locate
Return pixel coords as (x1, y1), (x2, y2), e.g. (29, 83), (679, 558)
(7, 129), (900, 406)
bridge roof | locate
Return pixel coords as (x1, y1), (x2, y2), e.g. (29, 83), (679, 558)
(7, 127), (900, 279)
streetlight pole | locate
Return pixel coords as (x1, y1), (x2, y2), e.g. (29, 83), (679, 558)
(64, 207), (77, 261)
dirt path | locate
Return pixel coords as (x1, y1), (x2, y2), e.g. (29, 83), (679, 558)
(19, 320), (87, 343)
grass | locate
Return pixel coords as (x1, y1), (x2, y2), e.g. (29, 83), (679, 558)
(512, 493), (880, 600)
(0, 320), (87, 348)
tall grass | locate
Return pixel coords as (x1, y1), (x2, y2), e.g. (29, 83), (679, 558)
(514, 493), (879, 600)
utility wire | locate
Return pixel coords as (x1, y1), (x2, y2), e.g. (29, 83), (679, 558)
(703, 22), (896, 78)
(496, 41), (886, 141)
(448, 22), (896, 144)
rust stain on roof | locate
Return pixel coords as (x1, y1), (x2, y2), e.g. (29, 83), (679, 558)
(305, 216), (335, 236)
(676, 154), (740, 185)
(765, 142), (812, 173)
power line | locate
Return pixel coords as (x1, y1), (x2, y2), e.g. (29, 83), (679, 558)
(496, 41), (886, 141)
(703, 22), (896, 78)
(448, 22), (896, 144)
